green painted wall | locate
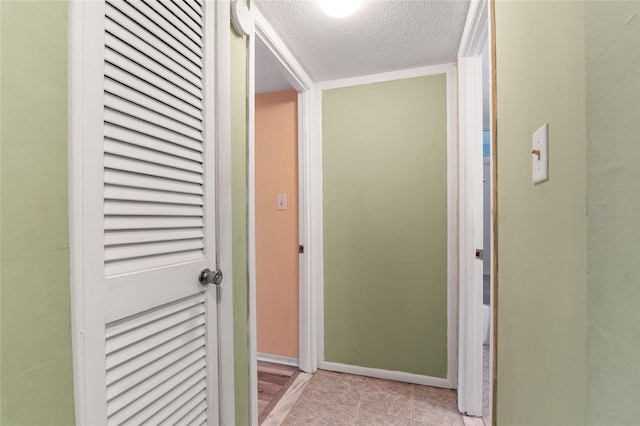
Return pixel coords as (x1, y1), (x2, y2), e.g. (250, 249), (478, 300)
(494, 1), (587, 424)
(231, 27), (250, 426)
(0, 2), (3, 416)
(0, 3), (251, 424)
(322, 76), (448, 378)
(585, 2), (640, 424)
(0, 1), (75, 424)
(0, 2), (3, 417)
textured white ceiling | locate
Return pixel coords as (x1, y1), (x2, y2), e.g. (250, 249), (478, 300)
(255, 37), (295, 94)
(253, 0), (471, 82)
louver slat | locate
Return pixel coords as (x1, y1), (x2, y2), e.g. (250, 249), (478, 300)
(104, 125), (203, 161)
(143, 0), (203, 43)
(105, 2), (203, 80)
(105, 49), (203, 109)
(105, 186), (203, 206)
(103, 0), (206, 276)
(107, 351), (206, 415)
(106, 0), (202, 68)
(152, 392), (207, 425)
(104, 80), (203, 131)
(106, 304), (205, 353)
(105, 34), (203, 102)
(105, 16), (203, 90)
(109, 375), (206, 425)
(105, 295), (208, 425)
(104, 139), (203, 174)
(105, 228), (204, 247)
(104, 202), (203, 217)
(126, 0), (202, 57)
(107, 331), (206, 385)
(105, 170), (203, 195)
(170, 0), (203, 27)
(130, 381), (207, 424)
(105, 105), (202, 151)
(105, 64), (203, 121)
(179, 408), (207, 426)
(105, 251), (204, 276)
(182, 0), (204, 21)
(104, 216), (204, 231)
(106, 315), (205, 370)
(105, 154), (203, 184)
(107, 341), (206, 399)
(105, 109), (202, 150)
(106, 294), (205, 338)
(104, 238), (204, 263)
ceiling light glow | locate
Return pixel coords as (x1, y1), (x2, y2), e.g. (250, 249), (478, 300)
(317, 0), (363, 18)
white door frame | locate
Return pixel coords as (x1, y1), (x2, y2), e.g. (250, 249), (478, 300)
(247, 4), (318, 426)
(68, 1), (236, 423)
(315, 63), (459, 389)
(457, 0), (492, 417)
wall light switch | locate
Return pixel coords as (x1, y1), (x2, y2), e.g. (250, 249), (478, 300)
(277, 194), (287, 211)
(532, 123), (549, 184)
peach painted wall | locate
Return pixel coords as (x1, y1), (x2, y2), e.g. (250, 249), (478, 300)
(255, 90), (299, 358)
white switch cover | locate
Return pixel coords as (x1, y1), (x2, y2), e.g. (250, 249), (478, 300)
(532, 123), (549, 184)
(277, 194), (287, 211)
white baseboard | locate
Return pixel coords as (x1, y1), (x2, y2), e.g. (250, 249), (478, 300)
(320, 361), (455, 389)
(257, 352), (299, 368)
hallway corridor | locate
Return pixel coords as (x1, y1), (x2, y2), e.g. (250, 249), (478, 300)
(266, 369), (483, 426)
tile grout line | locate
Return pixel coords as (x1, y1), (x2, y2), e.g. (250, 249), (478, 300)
(352, 377), (369, 425)
(411, 383), (415, 423)
(292, 374), (313, 426)
(261, 372), (312, 426)
(292, 371), (464, 426)
(357, 377), (417, 424)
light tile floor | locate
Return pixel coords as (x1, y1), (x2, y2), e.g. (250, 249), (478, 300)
(278, 370), (483, 426)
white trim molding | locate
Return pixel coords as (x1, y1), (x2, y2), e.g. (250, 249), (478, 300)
(257, 353), (300, 368)
(247, 13), (259, 426)
(316, 63), (459, 389)
(68, 2), (86, 422)
(320, 362), (453, 389)
(316, 63), (455, 91)
(446, 63), (460, 390)
(214, 1), (237, 424)
(310, 86), (324, 370)
(457, 0), (490, 418)
(458, 0), (489, 58)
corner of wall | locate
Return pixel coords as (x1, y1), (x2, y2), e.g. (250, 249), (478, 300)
(230, 24), (250, 426)
(0, 0), (3, 418)
(494, 1), (588, 423)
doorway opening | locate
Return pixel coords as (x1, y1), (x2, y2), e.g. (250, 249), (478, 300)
(254, 37), (301, 422)
(457, 0), (495, 423)
(480, 39), (493, 424)
(248, 7), (317, 425)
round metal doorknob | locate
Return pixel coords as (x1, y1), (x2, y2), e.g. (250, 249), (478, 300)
(199, 268), (223, 286)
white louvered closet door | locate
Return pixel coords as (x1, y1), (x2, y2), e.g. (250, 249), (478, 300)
(79, 1), (220, 424)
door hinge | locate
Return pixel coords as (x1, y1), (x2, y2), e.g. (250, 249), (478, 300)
(299, 245), (304, 254)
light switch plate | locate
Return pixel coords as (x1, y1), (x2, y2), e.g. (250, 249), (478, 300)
(532, 123), (549, 184)
(277, 194), (287, 211)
